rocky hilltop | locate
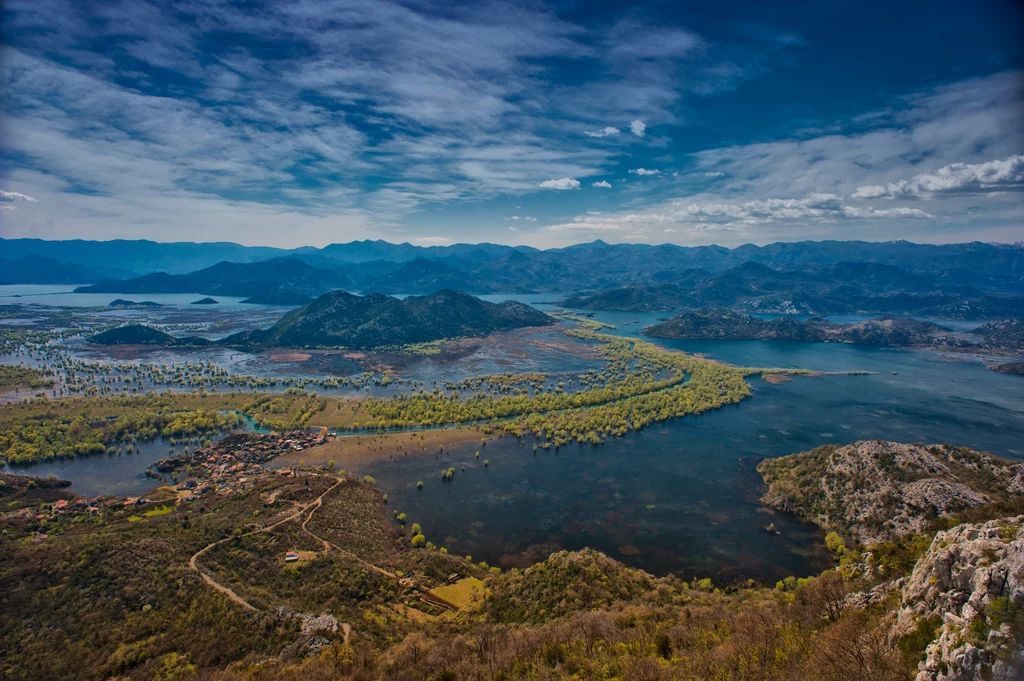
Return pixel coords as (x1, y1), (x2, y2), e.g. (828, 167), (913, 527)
(759, 440), (1024, 680)
(225, 288), (553, 350)
(893, 516), (1024, 681)
(758, 440), (1024, 545)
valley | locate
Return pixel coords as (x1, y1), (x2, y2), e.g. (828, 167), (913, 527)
(1, 239), (1023, 681)
(6, 2), (1023, 676)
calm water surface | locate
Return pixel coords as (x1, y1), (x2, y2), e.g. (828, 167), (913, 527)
(3, 437), (188, 497)
(363, 336), (1024, 583)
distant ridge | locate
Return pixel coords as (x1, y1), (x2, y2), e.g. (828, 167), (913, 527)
(3, 239), (1022, 312)
(4, 236), (1021, 278)
(75, 257), (347, 303)
(644, 309), (954, 345)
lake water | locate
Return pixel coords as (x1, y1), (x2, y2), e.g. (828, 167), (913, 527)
(3, 289), (1022, 582)
(3, 437), (189, 498)
(362, 338), (1024, 584)
(0, 284), (281, 310)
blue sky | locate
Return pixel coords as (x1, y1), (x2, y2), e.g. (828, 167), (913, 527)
(1, 0), (1022, 248)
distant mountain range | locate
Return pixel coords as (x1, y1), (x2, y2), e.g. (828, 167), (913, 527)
(75, 258), (348, 305)
(5, 237), (1023, 316)
(0, 255), (134, 285)
(562, 261), (1024, 318)
(224, 289), (553, 349)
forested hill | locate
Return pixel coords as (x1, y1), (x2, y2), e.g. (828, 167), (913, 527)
(225, 289), (553, 349)
(643, 309), (957, 346)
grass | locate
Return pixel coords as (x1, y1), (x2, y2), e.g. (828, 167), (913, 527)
(307, 398), (362, 428)
(430, 576), (485, 610)
(127, 505), (174, 522)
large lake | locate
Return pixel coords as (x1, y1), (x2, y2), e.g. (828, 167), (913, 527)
(3, 288), (1022, 583)
(362, 336), (1024, 584)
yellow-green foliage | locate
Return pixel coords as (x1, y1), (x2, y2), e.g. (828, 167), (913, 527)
(359, 331), (778, 447)
(0, 365), (54, 392)
(127, 505), (173, 522)
(0, 401), (241, 464)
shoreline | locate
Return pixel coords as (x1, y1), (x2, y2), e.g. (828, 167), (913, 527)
(272, 425), (498, 470)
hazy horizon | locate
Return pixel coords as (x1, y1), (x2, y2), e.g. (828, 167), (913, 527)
(3, 234), (1024, 253)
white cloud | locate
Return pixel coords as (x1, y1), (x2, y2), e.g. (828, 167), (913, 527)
(584, 127), (619, 138)
(538, 177), (581, 190)
(543, 193), (931, 236)
(0, 190), (38, 202)
(853, 154), (1024, 199)
(630, 120), (647, 137)
(509, 215), (536, 221)
(705, 171), (724, 178)
(592, 180), (612, 188)
(677, 193), (932, 223)
(629, 168), (659, 175)
(412, 236), (452, 245)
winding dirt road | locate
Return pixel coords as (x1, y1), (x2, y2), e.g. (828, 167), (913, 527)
(189, 473), (457, 616)
(188, 475), (344, 612)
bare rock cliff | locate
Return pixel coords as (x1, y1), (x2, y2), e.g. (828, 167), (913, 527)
(893, 516), (1024, 680)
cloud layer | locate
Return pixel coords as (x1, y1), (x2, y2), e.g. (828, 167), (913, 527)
(853, 154), (1024, 199)
(0, 1), (1021, 247)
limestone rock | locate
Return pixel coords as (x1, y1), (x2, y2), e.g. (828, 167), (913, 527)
(758, 440), (1024, 544)
(893, 516), (1024, 681)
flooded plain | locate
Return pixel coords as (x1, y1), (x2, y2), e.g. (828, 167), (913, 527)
(3, 286), (1023, 583)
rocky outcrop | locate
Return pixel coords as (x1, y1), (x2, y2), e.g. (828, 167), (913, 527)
(269, 606), (340, 634)
(893, 516), (1024, 681)
(758, 440), (1024, 545)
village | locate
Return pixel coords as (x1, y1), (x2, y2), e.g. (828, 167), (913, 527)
(152, 426), (330, 496)
(3, 426), (331, 527)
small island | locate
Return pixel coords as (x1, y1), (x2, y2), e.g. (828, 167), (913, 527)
(108, 299), (163, 308)
(190, 297), (219, 305)
(89, 324), (211, 347)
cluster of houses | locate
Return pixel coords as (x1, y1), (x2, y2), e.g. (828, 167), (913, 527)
(4, 427), (331, 527)
(4, 494), (152, 524)
(156, 428), (330, 500)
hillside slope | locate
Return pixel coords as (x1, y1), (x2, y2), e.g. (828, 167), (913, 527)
(227, 289), (552, 349)
(644, 309), (956, 346)
(75, 258), (347, 303)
